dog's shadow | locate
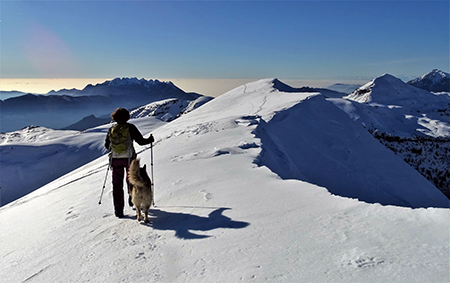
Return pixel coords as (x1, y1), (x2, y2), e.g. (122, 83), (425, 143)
(144, 207), (250, 239)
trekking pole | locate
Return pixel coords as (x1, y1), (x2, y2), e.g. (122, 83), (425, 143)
(151, 141), (155, 206)
(99, 154), (112, 205)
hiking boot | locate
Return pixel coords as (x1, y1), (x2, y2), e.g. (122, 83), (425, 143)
(115, 210), (124, 218)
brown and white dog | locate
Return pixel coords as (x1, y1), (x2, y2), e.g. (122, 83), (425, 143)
(128, 159), (153, 222)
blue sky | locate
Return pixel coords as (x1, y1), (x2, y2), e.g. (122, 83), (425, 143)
(1, 0), (449, 82)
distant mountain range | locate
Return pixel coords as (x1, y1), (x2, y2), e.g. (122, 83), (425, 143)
(0, 78), (207, 132)
(2, 71), (449, 204)
(1, 70), (448, 134)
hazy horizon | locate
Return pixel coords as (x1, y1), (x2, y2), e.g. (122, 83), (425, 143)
(0, 77), (369, 99)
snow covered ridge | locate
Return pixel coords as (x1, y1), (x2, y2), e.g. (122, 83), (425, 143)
(331, 72), (450, 201)
(344, 73), (448, 105)
(337, 73), (450, 138)
(407, 69), (450, 93)
(1, 77), (448, 283)
(130, 96), (213, 122)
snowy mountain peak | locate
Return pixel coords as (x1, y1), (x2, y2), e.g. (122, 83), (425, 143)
(407, 69), (450, 92)
(104, 77), (174, 88)
(418, 69), (448, 82)
(376, 73), (404, 83)
(367, 73), (408, 89)
(271, 78), (303, 93)
(344, 73), (434, 104)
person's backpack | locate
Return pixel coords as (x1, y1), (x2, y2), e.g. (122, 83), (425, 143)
(108, 123), (132, 155)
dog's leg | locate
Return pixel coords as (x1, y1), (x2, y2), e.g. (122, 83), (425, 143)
(143, 205), (150, 223)
(136, 203), (142, 221)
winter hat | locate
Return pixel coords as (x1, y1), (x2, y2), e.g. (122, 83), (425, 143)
(111, 107), (130, 123)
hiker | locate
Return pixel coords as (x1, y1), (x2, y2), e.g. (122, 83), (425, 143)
(105, 107), (154, 218)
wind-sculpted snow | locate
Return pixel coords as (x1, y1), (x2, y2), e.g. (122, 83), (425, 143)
(0, 126), (77, 145)
(255, 95), (448, 208)
(130, 97), (213, 122)
(130, 98), (191, 121)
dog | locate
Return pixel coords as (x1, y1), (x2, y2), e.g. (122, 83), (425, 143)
(128, 159), (153, 223)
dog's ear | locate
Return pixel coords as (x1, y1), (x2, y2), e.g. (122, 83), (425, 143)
(143, 164), (147, 170)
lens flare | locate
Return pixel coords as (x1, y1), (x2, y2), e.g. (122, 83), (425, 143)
(23, 23), (82, 77)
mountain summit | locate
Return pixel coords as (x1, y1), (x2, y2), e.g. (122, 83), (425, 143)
(344, 73), (435, 105)
(338, 73), (450, 137)
(332, 72), (450, 198)
(407, 69), (450, 92)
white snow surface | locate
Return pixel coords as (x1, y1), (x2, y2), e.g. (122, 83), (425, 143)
(0, 97), (213, 206)
(344, 74), (445, 105)
(335, 74), (450, 138)
(1, 78), (449, 282)
(0, 126), (79, 145)
(0, 116), (165, 207)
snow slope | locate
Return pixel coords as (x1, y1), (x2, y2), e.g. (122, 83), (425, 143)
(1, 79), (449, 282)
(329, 73), (450, 198)
(332, 74), (450, 138)
(0, 97), (212, 206)
(256, 95), (446, 208)
(0, 118), (165, 207)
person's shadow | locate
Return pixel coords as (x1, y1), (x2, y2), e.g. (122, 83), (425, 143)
(145, 207), (250, 239)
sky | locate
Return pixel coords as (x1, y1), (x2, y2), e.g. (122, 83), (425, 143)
(0, 0), (449, 94)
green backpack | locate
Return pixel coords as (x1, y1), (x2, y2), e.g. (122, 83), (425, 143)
(108, 123), (131, 154)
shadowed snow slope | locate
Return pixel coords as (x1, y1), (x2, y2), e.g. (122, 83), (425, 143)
(256, 94), (448, 208)
(1, 78), (448, 282)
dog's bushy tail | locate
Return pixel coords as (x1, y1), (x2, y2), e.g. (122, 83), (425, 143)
(129, 159), (151, 188)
